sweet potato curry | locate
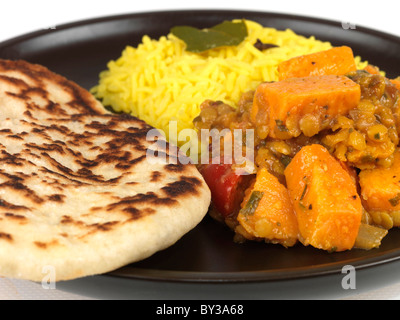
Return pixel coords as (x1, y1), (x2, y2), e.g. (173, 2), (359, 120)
(194, 46), (400, 252)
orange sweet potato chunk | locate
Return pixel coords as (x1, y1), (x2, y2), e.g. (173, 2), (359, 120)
(359, 150), (400, 212)
(277, 46), (357, 80)
(237, 168), (298, 247)
(284, 144), (362, 252)
(251, 75), (361, 138)
(364, 64), (381, 75)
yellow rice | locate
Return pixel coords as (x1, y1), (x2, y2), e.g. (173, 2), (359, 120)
(91, 20), (367, 144)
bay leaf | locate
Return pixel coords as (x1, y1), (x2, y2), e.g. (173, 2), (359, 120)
(171, 20), (248, 53)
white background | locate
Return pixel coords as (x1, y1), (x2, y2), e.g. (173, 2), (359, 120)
(1, 0), (400, 300)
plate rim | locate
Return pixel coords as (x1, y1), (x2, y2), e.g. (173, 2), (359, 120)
(2, 9), (400, 284)
(106, 245), (400, 283)
(1, 8), (400, 48)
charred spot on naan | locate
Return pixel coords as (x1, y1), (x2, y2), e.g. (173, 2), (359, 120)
(6, 134), (23, 140)
(0, 211), (29, 224)
(122, 207), (156, 220)
(0, 180), (44, 204)
(0, 212), (28, 227)
(47, 194), (66, 202)
(0, 232), (13, 242)
(0, 199), (29, 211)
(164, 163), (187, 173)
(105, 175), (204, 217)
(162, 176), (203, 198)
(34, 239), (60, 249)
(150, 171), (163, 182)
(115, 155), (146, 170)
(107, 192), (177, 211)
(0, 74), (30, 91)
(0, 150), (26, 166)
(3, 213), (28, 225)
(60, 215), (121, 231)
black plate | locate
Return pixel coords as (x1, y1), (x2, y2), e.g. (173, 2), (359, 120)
(2, 10), (400, 283)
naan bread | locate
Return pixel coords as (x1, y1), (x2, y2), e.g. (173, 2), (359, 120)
(0, 59), (107, 120)
(0, 60), (211, 281)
